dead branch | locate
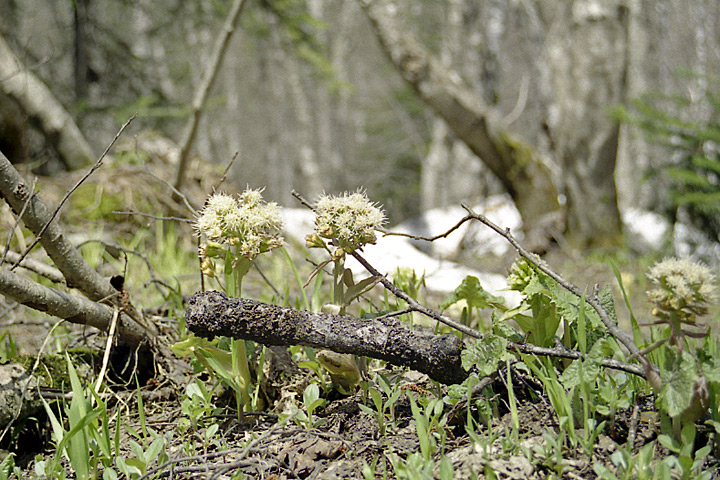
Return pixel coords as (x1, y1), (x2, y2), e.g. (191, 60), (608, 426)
(351, 249), (646, 378)
(9, 115), (135, 272)
(459, 203), (643, 359)
(185, 290), (468, 385)
(0, 151), (116, 301)
(0, 32), (94, 170)
(0, 266), (149, 344)
(0, 151), (158, 344)
(173, 0), (249, 192)
(1, 251), (65, 284)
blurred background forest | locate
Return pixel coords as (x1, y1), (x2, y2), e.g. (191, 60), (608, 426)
(1, 0), (719, 252)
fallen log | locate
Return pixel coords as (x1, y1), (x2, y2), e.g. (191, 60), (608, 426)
(185, 291), (468, 385)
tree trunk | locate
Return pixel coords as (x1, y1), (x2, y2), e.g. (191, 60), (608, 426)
(540, 1), (628, 247)
(0, 32), (94, 170)
(359, 0), (561, 237)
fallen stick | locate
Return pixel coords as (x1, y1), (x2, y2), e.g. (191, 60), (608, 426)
(185, 290), (468, 385)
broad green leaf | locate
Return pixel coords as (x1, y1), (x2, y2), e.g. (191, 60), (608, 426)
(0, 454), (15, 480)
(699, 351), (720, 387)
(344, 275), (382, 304)
(658, 349), (700, 418)
(170, 333), (217, 357)
(461, 334), (509, 376)
(559, 339), (614, 389)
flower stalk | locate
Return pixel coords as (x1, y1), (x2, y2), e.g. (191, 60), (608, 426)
(193, 188), (283, 413)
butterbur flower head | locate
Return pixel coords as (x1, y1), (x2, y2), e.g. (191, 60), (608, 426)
(646, 257), (717, 322)
(195, 189), (284, 261)
(508, 259), (535, 291)
(314, 190), (386, 254)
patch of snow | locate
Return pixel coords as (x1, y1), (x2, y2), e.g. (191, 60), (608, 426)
(279, 207), (520, 304)
(280, 208), (316, 246)
(393, 195), (521, 259)
(345, 234), (521, 304)
(622, 208), (670, 251)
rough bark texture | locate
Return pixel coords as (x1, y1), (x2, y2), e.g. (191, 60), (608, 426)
(360, 0), (561, 234)
(0, 152), (157, 345)
(0, 32), (94, 170)
(0, 364), (41, 428)
(541, 1), (628, 247)
(185, 290), (468, 385)
(0, 267), (127, 341)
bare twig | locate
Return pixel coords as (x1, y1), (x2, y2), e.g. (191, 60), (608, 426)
(112, 210), (194, 223)
(10, 115), (136, 272)
(350, 250), (483, 339)
(459, 203), (642, 359)
(76, 239), (169, 296)
(143, 170), (198, 216)
(213, 152), (240, 192)
(1, 250), (65, 284)
(173, 0), (249, 192)
(1, 177), (36, 266)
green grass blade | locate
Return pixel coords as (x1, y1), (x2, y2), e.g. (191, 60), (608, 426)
(280, 247), (309, 310)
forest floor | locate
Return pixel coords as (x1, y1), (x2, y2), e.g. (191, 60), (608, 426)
(2, 160), (720, 479)
(5, 344), (715, 480)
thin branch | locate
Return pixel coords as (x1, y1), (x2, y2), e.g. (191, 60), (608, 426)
(1, 177), (36, 266)
(1, 251), (65, 284)
(142, 170), (198, 216)
(460, 203), (642, 359)
(0, 266), (148, 344)
(76, 238), (169, 294)
(213, 152), (240, 192)
(350, 250), (483, 339)
(173, 0), (249, 192)
(10, 115), (136, 272)
(112, 210), (194, 223)
(291, 189), (314, 209)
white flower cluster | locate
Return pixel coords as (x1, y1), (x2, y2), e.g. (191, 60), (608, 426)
(309, 190), (386, 255)
(195, 190), (283, 266)
(646, 257), (717, 323)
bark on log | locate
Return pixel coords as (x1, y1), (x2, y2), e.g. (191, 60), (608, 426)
(185, 290), (469, 385)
